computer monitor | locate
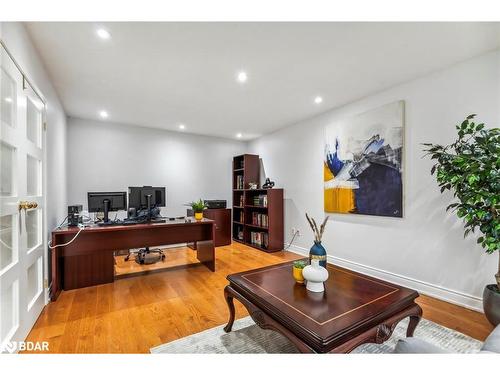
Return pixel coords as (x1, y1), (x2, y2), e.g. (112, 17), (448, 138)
(128, 186), (166, 211)
(87, 191), (127, 223)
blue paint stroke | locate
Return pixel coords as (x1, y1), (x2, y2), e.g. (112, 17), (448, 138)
(326, 138), (344, 176)
(354, 157), (403, 217)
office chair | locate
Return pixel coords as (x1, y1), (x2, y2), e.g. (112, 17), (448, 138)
(125, 247), (166, 264)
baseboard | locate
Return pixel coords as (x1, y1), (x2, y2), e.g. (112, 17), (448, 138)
(285, 243), (484, 313)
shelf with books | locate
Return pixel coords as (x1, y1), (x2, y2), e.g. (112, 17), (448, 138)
(232, 154), (283, 252)
(248, 231), (269, 250)
(248, 211), (269, 228)
(246, 223), (269, 231)
(233, 222), (245, 243)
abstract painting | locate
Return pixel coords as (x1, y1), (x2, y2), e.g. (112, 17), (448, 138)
(324, 101), (404, 218)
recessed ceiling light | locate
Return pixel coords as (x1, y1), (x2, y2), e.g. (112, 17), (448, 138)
(236, 133), (243, 138)
(314, 96), (323, 104)
(99, 110), (108, 119)
(236, 71), (248, 83)
(96, 28), (111, 40)
(4, 97), (12, 103)
(178, 124), (186, 130)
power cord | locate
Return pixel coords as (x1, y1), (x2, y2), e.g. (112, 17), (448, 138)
(48, 224), (86, 249)
(48, 215), (87, 249)
(285, 231), (298, 250)
(55, 215), (69, 230)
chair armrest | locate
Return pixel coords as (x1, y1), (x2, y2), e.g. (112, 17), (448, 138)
(481, 325), (500, 353)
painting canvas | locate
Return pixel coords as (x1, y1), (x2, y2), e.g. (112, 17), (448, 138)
(324, 101), (404, 218)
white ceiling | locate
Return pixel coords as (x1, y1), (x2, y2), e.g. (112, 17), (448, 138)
(25, 22), (500, 140)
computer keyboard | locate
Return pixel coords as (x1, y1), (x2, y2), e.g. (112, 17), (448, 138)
(96, 218), (167, 226)
(97, 219), (137, 226)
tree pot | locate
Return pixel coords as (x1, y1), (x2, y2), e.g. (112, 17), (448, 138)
(483, 284), (500, 326)
(194, 212), (203, 220)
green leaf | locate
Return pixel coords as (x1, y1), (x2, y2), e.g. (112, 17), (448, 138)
(422, 115), (499, 253)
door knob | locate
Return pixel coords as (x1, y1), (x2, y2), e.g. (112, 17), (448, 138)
(18, 201), (38, 211)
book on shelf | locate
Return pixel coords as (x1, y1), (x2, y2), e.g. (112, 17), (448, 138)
(235, 175), (244, 190)
(252, 194), (268, 207)
(251, 212), (268, 228)
(239, 195), (244, 207)
(250, 231), (268, 249)
(239, 211), (244, 223)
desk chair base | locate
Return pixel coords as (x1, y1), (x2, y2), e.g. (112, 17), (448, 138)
(125, 247), (166, 265)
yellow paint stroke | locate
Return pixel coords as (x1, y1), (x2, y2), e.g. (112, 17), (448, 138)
(324, 162), (355, 213)
(324, 162), (334, 181)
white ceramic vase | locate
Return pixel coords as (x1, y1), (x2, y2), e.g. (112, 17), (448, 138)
(302, 259), (329, 293)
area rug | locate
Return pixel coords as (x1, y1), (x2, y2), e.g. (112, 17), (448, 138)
(151, 316), (482, 354)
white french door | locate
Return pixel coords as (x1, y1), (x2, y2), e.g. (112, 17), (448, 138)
(0, 43), (46, 351)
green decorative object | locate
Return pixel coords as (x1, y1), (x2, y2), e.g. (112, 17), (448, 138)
(187, 199), (207, 220)
(292, 260), (307, 284)
(423, 114), (499, 324)
(189, 199), (207, 213)
(293, 260), (307, 269)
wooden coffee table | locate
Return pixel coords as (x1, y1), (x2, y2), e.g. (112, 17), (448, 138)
(223, 260), (422, 353)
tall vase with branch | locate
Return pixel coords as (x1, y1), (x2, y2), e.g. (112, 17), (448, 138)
(305, 213), (329, 268)
(423, 114), (499, 325)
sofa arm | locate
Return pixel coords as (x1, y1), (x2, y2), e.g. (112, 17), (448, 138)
(394, 337), (450, 353)
(481, 325), (500, 353)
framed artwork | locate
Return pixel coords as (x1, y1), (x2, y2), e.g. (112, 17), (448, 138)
(324, 100), (404, 218)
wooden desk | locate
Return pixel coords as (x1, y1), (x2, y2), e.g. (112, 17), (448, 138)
(50, 219), (215, 301)
(223, 260), (422, 353)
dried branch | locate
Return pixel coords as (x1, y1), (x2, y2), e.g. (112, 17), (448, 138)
(305, 213), (317, 241)
(318, 216), (329, 241)
(305, 213), (329, 242)
(311, 217), (320, 241)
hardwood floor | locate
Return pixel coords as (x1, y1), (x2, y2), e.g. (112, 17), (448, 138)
(24, 242), (493, 353)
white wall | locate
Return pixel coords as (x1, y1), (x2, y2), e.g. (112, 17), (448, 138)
(249, 49), (500, 311)
(1, 22), (68, 232)
(67, 117), (246, 218)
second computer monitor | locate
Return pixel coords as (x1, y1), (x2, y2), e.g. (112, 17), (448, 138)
(87, 191), (127, 223)
(128, 186), (166, 209)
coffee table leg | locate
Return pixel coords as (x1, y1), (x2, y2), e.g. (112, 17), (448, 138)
(223, 285), (236, 333)
(223, 284), (315, 353)
(406, 304), (423, 337)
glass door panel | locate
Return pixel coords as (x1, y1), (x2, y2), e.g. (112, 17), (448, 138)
(0, 67), (16, 128)
(0, 213), (17, 273)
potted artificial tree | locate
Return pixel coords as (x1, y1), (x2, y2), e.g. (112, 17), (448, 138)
(423, 114), (499, 325)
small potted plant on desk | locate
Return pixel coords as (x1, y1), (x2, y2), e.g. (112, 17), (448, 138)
(189, 199), (207, 221)
(423, 114), (499, 325)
